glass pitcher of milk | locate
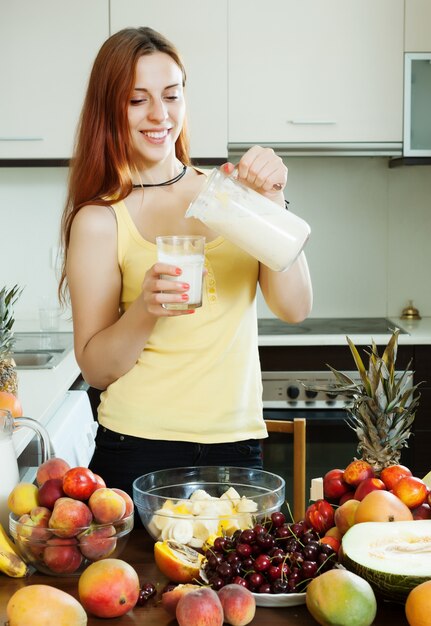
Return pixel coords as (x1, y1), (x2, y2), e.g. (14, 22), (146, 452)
(0, 409), (51, 530)
(186, 168), (311, 272)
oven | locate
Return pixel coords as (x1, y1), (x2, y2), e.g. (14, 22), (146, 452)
(257, 317), (413, 513)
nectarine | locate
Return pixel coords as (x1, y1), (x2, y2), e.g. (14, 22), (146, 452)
(218, 583), (256, 626)
(36, 457), (70, 487)
(176, 587), (223, 626)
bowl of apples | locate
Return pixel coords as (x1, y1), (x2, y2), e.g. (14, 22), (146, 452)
(133, 466), (285, 549)
(8, 459), (134, 576)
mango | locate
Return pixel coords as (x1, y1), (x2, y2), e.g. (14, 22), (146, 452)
(306, 569), (377, 626)
(6, 584), (87, 625)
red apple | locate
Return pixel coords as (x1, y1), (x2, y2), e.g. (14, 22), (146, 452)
(62, 467), (99, 501)
(343, 460), (374, 487)
(339, 490), (356, 505)
(323, 469), (351, 501)
(93, 474), (106, 489)
(38, 478), (65, 509)
(380, 464), (412, 491)
(354, 477), (386, 501)
(392, 476), (428, 509)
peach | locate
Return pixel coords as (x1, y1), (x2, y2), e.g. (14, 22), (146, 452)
(36, 457), (70, 486)
(43, 537), (83, 574)
(49, 497), (93, 538)
(79, 524), (117, 560)
(324, 526), (343, 542)
(176, 587), (223, 626)
(343, 460), (374, 487)
(161, 583), (202, 616)
(62, 467), (98, 501)
(6, 584), (87, 626)
(88, 488), (126, 524)
(380, 464), (412, 491)
(154, 540), (204, 583)
(38, 478), (65, 509)
(17, 507), (52, 559)
(7, 482), (39, 516)
(334, 499), (360, 535)
(354, 477), (386, 501)
(218, 584), (256, 626)
(78, 558), (140, 618)
(392, 475), (428, 509)
(112, 488), (134, 518)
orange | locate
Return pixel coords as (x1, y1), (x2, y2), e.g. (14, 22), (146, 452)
(0, 391), (23, 418)
(154, 540), (203, 583)
(405, 580), (431, 626)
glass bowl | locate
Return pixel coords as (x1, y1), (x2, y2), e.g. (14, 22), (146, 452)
(133, 466), (285, 548)
(9, 511), (133, 576)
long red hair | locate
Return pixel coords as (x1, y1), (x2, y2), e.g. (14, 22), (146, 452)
(59, 27), (190, 302)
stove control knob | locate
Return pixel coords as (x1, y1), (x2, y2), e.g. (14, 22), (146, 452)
(305, 389), (318, 399)
(287, 385), (300, 400)
(326, 391), (338, 399)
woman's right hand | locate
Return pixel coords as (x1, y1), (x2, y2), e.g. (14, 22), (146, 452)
(141, 263), (194, 316)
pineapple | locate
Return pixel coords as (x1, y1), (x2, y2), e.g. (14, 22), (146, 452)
(0, 285), (23, 395)
(308, 328), (421, 474)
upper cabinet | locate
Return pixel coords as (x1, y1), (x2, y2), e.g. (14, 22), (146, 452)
(228, 0), (404, 147)
(0, 1), (109, 159)
(110, 0), (228, 161)
(405, 0), (431, 51)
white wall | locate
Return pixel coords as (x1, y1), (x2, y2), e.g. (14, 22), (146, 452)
(0, 157), (430, 321)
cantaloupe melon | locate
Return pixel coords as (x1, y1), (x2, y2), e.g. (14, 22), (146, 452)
(342, 520), (431, 603)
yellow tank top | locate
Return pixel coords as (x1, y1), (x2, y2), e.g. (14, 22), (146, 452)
(98, 199), (267, 443)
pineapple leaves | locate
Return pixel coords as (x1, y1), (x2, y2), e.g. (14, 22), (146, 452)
(346, 336), (371, 394)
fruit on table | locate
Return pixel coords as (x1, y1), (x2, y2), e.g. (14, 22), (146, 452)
(6, 584), (87, 625)
(334, 499), (360, 536)
(202, 515), (338, 594)
(392, 475), (428, 509)
(48, 497), (93, 538)
(78, 523), (117, 560)
(162, 583), (202, 615)
(154, 539), (204, 583)
(37, 477), (65, 509)
(0, 390), (22, 417)
(78, 558), (140, 618)
(354, 477), (386, 501)
(112, 487), (134, 518)
(380, 464), (413, 490)
(322, 468), (351, 500)
(343, 460), (375, 487)
(305, 498), (334, 534)
(88, 487), (126, 524)
(16, 506), (51, 558)
(176, 586), (224, 626)
(306, 569), (377, 626)
(36, 457), (71, 486)
(0, 521), (28, 578)
(43, 536), (83, 574)
(62, 466), (99, 501)
(354, 490), (413, 523)
(405, 579), (431, 626)
(412, 503), (431, 520)
(218, 583), (256, 626)
(7, 482), (39, 516)
(341, 520), (431, 603)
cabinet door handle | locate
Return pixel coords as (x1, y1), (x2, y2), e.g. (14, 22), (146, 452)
(287, 120), (336, 125)
(0, 137), (44, 141)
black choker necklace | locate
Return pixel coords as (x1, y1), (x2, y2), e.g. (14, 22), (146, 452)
(132, 164), (187, 188)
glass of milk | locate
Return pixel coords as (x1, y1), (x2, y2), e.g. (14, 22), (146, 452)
(156, 236), (205, 310)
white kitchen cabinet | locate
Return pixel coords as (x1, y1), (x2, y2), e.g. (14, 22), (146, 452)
(0, 1), (109, 159)
(228, 0), (404, 148)
(110, 0), (228, 160)
(405, 0), (431, 52)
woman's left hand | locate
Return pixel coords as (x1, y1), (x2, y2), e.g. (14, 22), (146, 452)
(222, 145), (287, 202)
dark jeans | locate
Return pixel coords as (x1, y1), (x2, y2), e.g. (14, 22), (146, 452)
(89, 426), (264, 526)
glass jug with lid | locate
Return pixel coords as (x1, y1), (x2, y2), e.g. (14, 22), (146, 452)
(0, 408), (51, 530)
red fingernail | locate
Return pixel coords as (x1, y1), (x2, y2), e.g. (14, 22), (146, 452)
(181, 294), (189, 301)
(182, 283), (189, 290)
(187, 309), (195, 314)
(175, 268), (182, 275)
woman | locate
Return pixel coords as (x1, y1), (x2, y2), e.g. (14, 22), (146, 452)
(59, 27), (312, 497)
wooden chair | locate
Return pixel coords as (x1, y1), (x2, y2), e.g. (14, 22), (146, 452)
(264, 418), (306, 522)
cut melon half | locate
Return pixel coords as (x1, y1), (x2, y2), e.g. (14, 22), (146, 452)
(341, 520), (431, 603)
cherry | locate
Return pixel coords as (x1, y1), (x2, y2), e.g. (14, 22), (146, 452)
(236, 543), (252, 558)
(213, 537), (227, 552)
(247, 572), (265, 589)
(272, 579), (289, 594)
(217, 562), (233, 579)
(254, 554), (271, 572)
(301, 560), (318, 579)
(232, 576), (249, 588)
(258, 583), (272, 593)
(267, 564), (282, 580)
(240, 529), (256, 544)
(271, 511), (286, 527)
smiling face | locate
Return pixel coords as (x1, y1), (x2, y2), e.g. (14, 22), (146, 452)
(128, 52), (186, 168)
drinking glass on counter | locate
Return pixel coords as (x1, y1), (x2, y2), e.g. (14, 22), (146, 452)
(156, 235), (205, 310)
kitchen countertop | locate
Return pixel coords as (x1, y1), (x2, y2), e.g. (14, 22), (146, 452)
(0, 529), (408, 625)
(258, 317), (431, 347)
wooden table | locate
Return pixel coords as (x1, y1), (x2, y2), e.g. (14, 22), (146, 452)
(0, 530), (408, 625)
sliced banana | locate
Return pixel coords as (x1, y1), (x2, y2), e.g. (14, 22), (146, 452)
(236, 496), (258, 513)
(168, 520), (194, 544)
